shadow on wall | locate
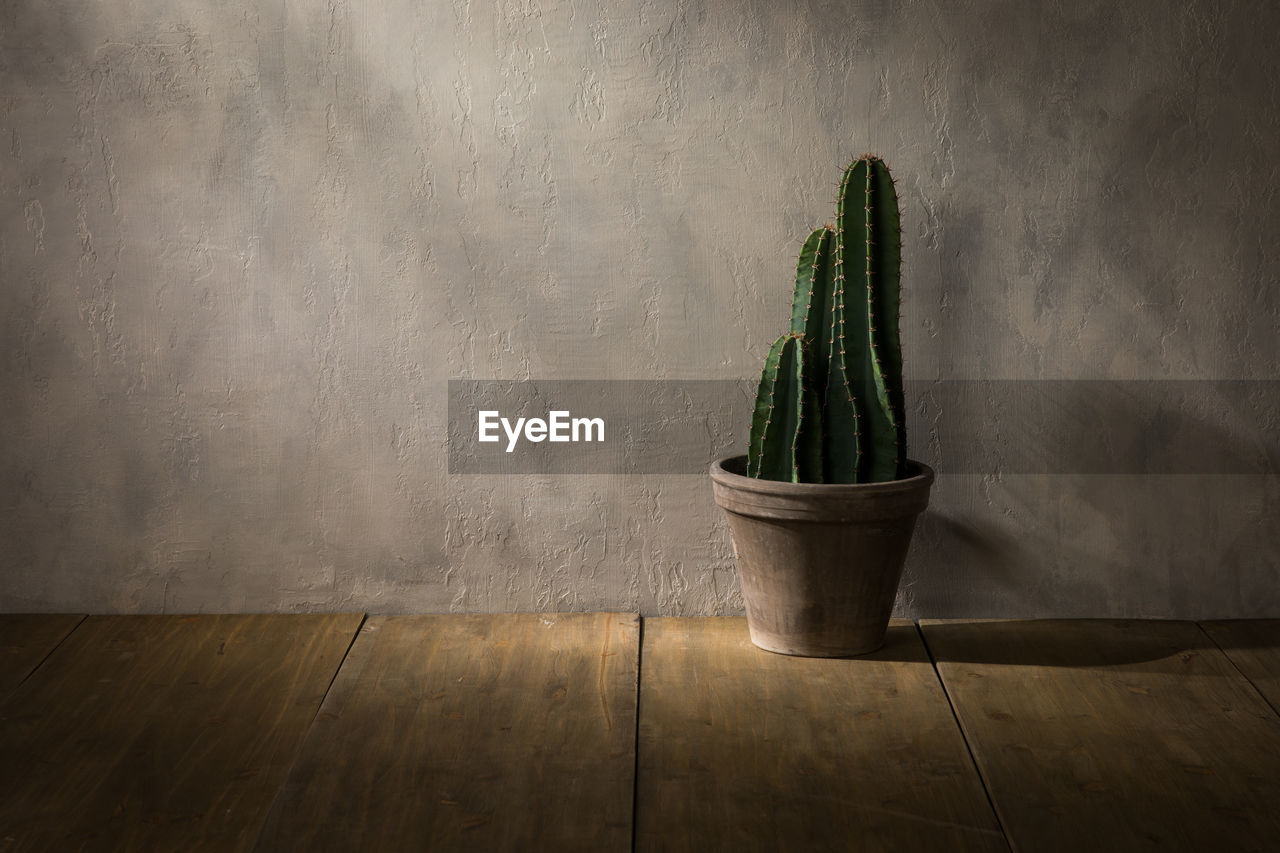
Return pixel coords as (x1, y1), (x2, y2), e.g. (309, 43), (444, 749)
(904, 4), (1280, 619)
(899, 378), (1280, 619)
(922, 2), (1280, 383)
(908, 380), (1280, 477)
(902, 509), (1026, 613)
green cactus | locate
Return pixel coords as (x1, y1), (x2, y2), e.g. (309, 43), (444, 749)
(747, 155), (906, 484)
(746, 333), (823, 482)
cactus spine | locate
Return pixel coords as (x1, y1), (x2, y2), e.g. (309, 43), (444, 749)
(747, 155), (906, 484)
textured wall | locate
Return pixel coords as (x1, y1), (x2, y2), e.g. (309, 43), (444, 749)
(2, 0), (1277, 616)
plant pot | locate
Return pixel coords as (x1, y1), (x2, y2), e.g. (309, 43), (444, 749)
(710, 455), (935, 657)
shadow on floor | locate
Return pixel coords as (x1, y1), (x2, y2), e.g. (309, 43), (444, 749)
(912, 618), (1258, 669)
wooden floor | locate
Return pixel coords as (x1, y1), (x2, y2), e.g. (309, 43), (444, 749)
(2, 615), (1279, 851)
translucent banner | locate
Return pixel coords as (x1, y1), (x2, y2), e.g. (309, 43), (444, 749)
(447, 379), (1280, 475)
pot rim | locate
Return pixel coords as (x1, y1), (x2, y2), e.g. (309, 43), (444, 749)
(710, 454), (935, 495)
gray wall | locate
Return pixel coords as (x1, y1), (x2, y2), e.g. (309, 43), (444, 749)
(2, 0), (1277, 616)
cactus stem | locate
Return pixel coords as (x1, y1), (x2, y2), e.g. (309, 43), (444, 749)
(753, 155), (903, 484)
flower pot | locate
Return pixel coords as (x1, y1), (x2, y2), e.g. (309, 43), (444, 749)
(710, 455), (934, 657)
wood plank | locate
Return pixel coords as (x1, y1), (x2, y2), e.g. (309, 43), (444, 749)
(254, 612), (639, 851)
(922, 619), (1280, 853)
(1201, 620), (1280, 715)
(635, 617), (1008, 852)
(0, 614), (84, 695)
(0, 613), (363, 852)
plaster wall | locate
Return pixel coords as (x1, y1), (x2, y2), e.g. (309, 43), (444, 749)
(2, 0), (1277, 615)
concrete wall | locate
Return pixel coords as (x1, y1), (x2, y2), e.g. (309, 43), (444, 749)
(3, 0), (1277, 616)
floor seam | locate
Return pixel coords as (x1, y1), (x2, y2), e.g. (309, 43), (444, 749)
(247, 612), (368, 852)
(630, 614), (645, 853)
(1196, 620), (1280, 721)
(915, 619), (1017, 853)
(7, 614), (88, 699)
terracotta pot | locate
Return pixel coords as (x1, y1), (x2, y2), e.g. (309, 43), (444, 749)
(710, 455), (935, 657)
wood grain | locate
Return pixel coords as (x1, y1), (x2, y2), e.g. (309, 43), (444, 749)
(635, 617), (1008, 852)
(253, 612), (639, 852)
(0, 613), (362, 852)
(1201, 620), (1280, 715)
(922, 619), (1280, 853)
(0, 614), (83, 696)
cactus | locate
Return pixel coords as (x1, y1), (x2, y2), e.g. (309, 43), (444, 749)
(746, 333), (822, 482)
(746, 155), (906, 484)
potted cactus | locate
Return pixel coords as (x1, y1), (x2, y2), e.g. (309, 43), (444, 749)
(711, 155), (935, 657)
